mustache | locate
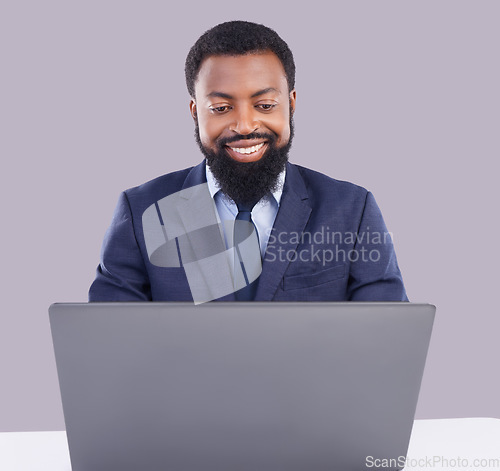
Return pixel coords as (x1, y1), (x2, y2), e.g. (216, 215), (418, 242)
(217, 132), (277, 148)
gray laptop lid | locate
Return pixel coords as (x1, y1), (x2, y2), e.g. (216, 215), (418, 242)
(49, 302), (435, 471)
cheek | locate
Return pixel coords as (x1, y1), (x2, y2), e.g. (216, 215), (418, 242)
(198, 114), (226, 148)
(278, 123), (291, 145)
(269, 112), (291, 146)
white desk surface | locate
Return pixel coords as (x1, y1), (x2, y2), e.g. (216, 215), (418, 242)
(1, 418), (499, 471)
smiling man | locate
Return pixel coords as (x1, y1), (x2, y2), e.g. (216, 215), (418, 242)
(191, 51), (295, 208)
(89, 21), (408, 303)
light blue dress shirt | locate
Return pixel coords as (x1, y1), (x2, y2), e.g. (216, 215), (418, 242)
(205, 163), (285, 257)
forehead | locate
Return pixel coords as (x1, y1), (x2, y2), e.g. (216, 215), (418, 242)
(194, 51), (288, 98)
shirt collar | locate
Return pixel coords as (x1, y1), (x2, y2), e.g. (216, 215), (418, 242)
(205, 160), (286, 206)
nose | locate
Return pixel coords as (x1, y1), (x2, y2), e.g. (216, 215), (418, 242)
(229, 106), (259, 135)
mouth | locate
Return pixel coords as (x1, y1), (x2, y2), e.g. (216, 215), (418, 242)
(225, 142), (267, 162)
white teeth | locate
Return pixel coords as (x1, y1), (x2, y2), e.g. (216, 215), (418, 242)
(229, 142), (265, 155)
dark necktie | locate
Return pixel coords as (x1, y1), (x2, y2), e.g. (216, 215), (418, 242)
(233, 201), (262, 301)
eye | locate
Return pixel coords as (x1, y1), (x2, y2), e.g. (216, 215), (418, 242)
(256, 103), (276, 111)
(210, 105), (231, 114)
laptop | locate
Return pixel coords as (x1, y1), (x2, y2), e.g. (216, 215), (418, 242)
(49, 302), (435, 471)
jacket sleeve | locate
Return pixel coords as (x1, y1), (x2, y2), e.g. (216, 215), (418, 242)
(346, 191), (408, 301)
(88, 192), (152, 301)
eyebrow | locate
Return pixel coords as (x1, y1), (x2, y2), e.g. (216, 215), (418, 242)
(206, 87), (280, 99)
(251, 87), (280, 98)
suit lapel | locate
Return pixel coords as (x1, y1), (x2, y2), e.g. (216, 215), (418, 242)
(176, 161), (237, 302)
(182, 160), (207, 190)
(255, 164), (312, 301)
(158, 161), (211, 241)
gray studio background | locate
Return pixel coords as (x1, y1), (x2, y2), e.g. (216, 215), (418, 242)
(1, 1), (498, 432)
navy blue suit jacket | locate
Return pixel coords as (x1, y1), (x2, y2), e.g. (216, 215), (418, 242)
(89, 161), (407, 302)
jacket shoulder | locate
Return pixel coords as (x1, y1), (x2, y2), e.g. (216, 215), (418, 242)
(125, 167), (194, 201)
(291, 163), (369, 201)
(118, 166), (201, 218)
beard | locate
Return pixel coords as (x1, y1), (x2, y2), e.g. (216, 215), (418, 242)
(194, 116), (294, 208)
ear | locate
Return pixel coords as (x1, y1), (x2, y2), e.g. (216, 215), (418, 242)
(189, 99), (197, 121)
(289, 89), (297, 115)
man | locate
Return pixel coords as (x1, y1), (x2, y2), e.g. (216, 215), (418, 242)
(89, 20), (407, 303)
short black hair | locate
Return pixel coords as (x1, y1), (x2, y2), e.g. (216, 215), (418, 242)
(185, 20), (295, 98)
